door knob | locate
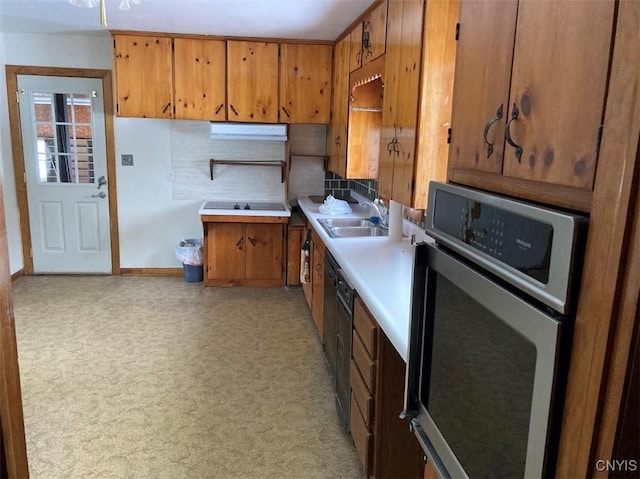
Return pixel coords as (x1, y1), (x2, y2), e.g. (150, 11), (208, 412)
(91, 192), (106, 199)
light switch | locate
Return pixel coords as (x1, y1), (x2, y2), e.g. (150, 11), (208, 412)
(121, 154), (134, 166)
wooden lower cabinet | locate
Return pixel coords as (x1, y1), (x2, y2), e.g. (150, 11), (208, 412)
(352, 297), (424, 478)
(311, 229), (325, 339)
(202, 217), (286, 287)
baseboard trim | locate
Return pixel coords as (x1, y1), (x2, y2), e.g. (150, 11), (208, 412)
(120, 268), (183, 276)
(10, 269), (24, 281)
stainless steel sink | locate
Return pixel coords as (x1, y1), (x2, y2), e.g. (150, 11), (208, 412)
(320, 218), (375, 228)
(318, 218), (388, 238)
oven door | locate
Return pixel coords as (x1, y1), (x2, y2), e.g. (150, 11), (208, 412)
(405, 243), (565, 478)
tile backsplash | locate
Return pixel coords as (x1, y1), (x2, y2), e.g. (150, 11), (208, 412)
(324, 171), (379, 202)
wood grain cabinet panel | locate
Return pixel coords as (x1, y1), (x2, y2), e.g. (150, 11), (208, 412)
(378, 0), (425, 205)
(279, 44), (332, 124)
(203, 220), (285, 287)
(327, 37), (350, 177)
(227, 41), (279, 123)
(350, 0), (388, 72)
(448, 0), (616, 211)
(173, 38), (226, 121)
(113, 35), (173, 118)
(349, 22), (364, 72)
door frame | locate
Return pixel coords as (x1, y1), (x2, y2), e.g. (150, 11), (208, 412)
(5, 65), (120, 275)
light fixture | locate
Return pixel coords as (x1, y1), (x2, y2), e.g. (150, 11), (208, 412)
(68, 0), (140, 27)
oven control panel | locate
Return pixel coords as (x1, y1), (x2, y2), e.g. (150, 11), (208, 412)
(432, 190), (553, 284)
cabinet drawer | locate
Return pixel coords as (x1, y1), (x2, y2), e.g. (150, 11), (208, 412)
(354, 298), (378, 358)
(353, 330), (376, 392)
(350, 394), (373, 475)
(351, 360), (374, 427)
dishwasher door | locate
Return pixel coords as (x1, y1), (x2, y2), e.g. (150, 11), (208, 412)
(336, 269), (354, 430)
(323, 251), (339, 379)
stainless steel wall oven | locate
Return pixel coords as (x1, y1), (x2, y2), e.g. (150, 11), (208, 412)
(404, 182), (587, 478)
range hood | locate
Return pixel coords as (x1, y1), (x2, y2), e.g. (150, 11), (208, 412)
(210, 122), (288, 141)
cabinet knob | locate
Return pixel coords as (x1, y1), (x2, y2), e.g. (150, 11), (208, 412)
(505, 103), (523, 162)
(482, 104), (503, 159)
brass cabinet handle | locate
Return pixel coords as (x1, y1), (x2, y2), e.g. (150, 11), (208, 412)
(505, 103), (523, 162)
(230, 104), (239, 116)
(482, 104), (503, 159)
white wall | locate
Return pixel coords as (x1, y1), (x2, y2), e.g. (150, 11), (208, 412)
(0, 31), (24, 274)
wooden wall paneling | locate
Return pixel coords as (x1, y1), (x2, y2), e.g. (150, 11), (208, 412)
(226, 41), (279, 123)
(173, 38), (226, 121)
(556, 1), (640, 476)
(392, 0), (425, 207)
(593, 153), (640, 476)
(503, 0), (615, 190)
(0, 182), (29, 478)
(412, 0), (459, 209)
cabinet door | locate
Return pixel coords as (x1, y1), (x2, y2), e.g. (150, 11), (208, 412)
(328, 37), (350, 177)
(245, 223), (284, 281)
(503, 0), (615, 190)
(174, 38), (226, 121)
(279, 44), (332, 124)
(113, 35), (173, 118)
(378, 0), (423, 204)
(350, 23), (364, 72)
(447, 1), (518, 174)
(311, 245), (324, 339)
(391, 0), (425, 207)
(206, 223), (245, 280)
(227, 41), (279, 123)
(363, 0), (388, 65)
(378, 0), (403, 199)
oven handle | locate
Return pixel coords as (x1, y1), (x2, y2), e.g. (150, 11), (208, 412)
(410, 419), (452, 479)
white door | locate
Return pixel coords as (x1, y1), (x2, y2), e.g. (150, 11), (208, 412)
(18, 75), (111, 273)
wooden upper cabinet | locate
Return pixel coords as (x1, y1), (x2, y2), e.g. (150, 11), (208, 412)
(503, 0), (614, 190)
(113, 35), (173, 118)
(173, 38), (226, 121)
(279, 44), (332, 124)
(328, 37), (350, 177)
(378, 0), (425, 204)
(447, 1), (518, 174)
(350, 0), (388, 72)
(227, 41), (279, 123)
(448, 0), (616, 209)
(350, 23), (364, 72)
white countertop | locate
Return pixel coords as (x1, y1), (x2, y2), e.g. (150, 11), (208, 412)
(199, 201), (291, 217)
(298, 195), (432, 362)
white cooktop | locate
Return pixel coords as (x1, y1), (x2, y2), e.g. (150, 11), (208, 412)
(199, 201), (291, 217)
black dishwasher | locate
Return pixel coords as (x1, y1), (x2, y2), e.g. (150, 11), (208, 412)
(323, 251), (354, 430)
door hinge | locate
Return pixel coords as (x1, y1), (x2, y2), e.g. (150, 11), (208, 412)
(447, 128), (452, 144)
(116, 103), (120, 114)
(23, 172), (26, 184)
(16, 90), (20, 104)
(596, 124), (604, 156)
(455, 23), (460, 41)
(113, 38), (116, 49)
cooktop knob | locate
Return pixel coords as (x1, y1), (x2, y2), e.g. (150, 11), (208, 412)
(233, 203), (240, 210)
(244, 203), (251, 210)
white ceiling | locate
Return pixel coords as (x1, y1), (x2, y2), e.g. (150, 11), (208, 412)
(0, 0), (376, 40)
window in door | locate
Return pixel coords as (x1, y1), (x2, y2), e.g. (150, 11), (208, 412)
(32, 92), (95, 185)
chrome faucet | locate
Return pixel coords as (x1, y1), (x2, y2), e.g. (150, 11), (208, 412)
(359, 198), (389, 228)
